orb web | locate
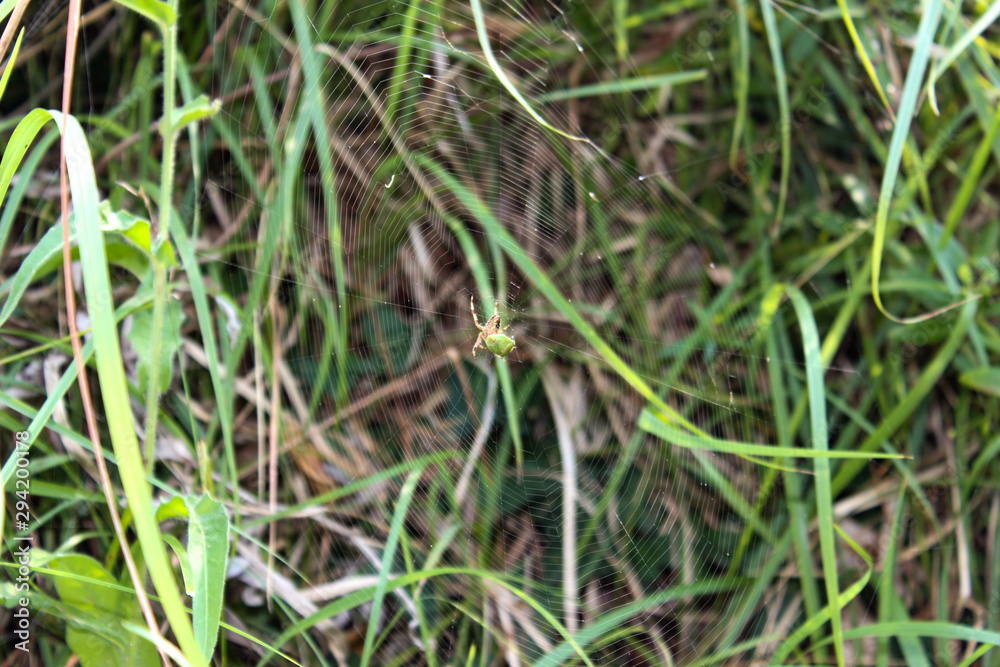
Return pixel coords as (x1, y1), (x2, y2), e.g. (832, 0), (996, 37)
(202, 1), (803, 663)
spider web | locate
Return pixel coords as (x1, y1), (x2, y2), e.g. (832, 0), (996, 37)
(198, 0), (837, 664)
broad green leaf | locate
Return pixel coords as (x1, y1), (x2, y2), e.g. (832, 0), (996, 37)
(958, 367), (1000, 397)
(101, 203), (177, 266)
(48, 554), (159, 667)
(185, 495), (230, 662)
(0, 205), (176, 329)
(125, 294), (185, 394)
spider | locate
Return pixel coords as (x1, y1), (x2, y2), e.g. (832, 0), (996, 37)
(470, 296), (516, 359)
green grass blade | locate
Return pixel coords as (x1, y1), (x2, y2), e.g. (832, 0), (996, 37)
(876, 485), (909, 667)
(535, 70), (708, 102)
(639, 408), (904, 459)
(0, 108), (58, 262)
(0, 128), (57, 260)
(832, 299), (976, 494)
(168, 212), (238, 513)
(468, 0), (589, 144)
(959, 366), (1000, 397)
(835, 0), (893, 118)
(786, 285), (843, 666)
(940, 102), (1000, 247)
(287, 0), (349, 405)
(385, 0), (423, 133)
(0, 27), (23, 101)
(926, 0), (1000, 93)
(263, 567), (638, 667)
(359, 467), (424, 667)
(729, 0), (750, 167)
(532, 578), (744, 667)
(48, 109), (205, 667)
(870, 0), (945, 322)
(837, 621), (1000, 648)
(758, 0), (790, 227)
(113, 0), (176, 27)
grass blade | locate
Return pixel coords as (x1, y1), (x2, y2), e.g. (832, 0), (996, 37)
(786, 285), (843, 666)
(870, 0), (946, 322)
(639, 408), (904, 459)
(359, 467), (424, 667)
(758, 0), (790, 227)
(535, 70), (708, 102)
(48, 109), (204, 667)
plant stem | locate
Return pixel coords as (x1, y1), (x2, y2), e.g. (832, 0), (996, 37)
(143, 7), (178, 473)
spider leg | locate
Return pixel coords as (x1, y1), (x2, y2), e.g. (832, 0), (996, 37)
(471, 295), (484, 331)
(493, 299), (499, 319)
(502, 321), (512, 333)
(472, 334), (484, 358)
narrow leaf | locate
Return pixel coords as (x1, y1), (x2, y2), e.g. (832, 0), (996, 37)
(185, 495), (230, 662)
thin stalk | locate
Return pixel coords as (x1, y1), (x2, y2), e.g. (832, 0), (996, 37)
(143, 6), (178, 473)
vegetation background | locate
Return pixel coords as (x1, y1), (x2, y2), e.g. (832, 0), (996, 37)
(0, 0), (999, 665)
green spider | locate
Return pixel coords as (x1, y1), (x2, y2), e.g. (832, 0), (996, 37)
(470, 296), (516, 359)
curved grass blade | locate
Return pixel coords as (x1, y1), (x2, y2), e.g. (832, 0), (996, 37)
(0, 127), (57, 258)
(639, 408), (905, 459)
(926, 0), (1000, 99)
(113, 0), (175, 27)
(532, 578), (743, 667)
(870, 0), (950, 323)
(469, 0), (590, 145)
